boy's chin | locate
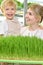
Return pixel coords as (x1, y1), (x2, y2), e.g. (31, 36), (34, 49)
(7, 17), (13, 20)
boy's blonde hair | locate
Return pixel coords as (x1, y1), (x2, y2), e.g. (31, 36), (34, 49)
(1, 0), (16, 12)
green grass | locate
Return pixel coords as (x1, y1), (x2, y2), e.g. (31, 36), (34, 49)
(0, 36), (43, 61)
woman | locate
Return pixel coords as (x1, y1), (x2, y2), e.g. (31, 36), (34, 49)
(21, 4), (43, 39)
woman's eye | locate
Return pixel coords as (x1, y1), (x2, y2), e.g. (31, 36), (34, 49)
(29, 12), (32, 15)
(6, 8), (9, 10)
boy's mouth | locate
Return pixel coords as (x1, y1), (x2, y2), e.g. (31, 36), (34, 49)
(7, 14), (13, 16)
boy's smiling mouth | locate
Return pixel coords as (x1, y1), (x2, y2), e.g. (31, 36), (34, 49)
(7, 14), (13, 16)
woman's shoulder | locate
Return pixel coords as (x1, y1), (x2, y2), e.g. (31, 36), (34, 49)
(39, 25), (43, 30)
(21, 26), (28, 30)
(37, 26), (43, 39)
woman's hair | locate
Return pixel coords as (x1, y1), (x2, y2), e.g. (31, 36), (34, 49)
(28, 4), (43, 23)
(1, 0), (16, 12)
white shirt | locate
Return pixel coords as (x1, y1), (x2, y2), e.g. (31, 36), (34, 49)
(0, 20), (8, 36)
(1, 17), (21, 36)
(21, 27), (43, 39)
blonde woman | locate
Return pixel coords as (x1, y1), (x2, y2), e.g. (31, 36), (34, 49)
(21, 4), (43, 39)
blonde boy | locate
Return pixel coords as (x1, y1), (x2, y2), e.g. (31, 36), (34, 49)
(1, 0), (20, 36)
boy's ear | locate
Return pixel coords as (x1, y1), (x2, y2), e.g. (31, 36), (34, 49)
(1, 9), (5, 16)
(1, 7), (4, 13)
(0, 8), (4, 16)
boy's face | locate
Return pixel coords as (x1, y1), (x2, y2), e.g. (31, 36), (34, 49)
(3, 5), (16, 20)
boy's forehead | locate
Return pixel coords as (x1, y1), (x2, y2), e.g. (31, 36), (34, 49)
(4, 5), (15, 9)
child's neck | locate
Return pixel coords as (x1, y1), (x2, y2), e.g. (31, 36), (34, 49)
(29, 23), (39, 31)
(6, 18), (14, 20)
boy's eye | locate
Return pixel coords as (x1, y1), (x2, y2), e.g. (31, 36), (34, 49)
(11, 8), (14, 10)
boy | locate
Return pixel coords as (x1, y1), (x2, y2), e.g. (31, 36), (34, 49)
(1, 0), (20, 36)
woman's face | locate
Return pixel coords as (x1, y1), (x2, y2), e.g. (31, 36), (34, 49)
(3, 5), (16, 20)
(25, 8), (40, 26)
